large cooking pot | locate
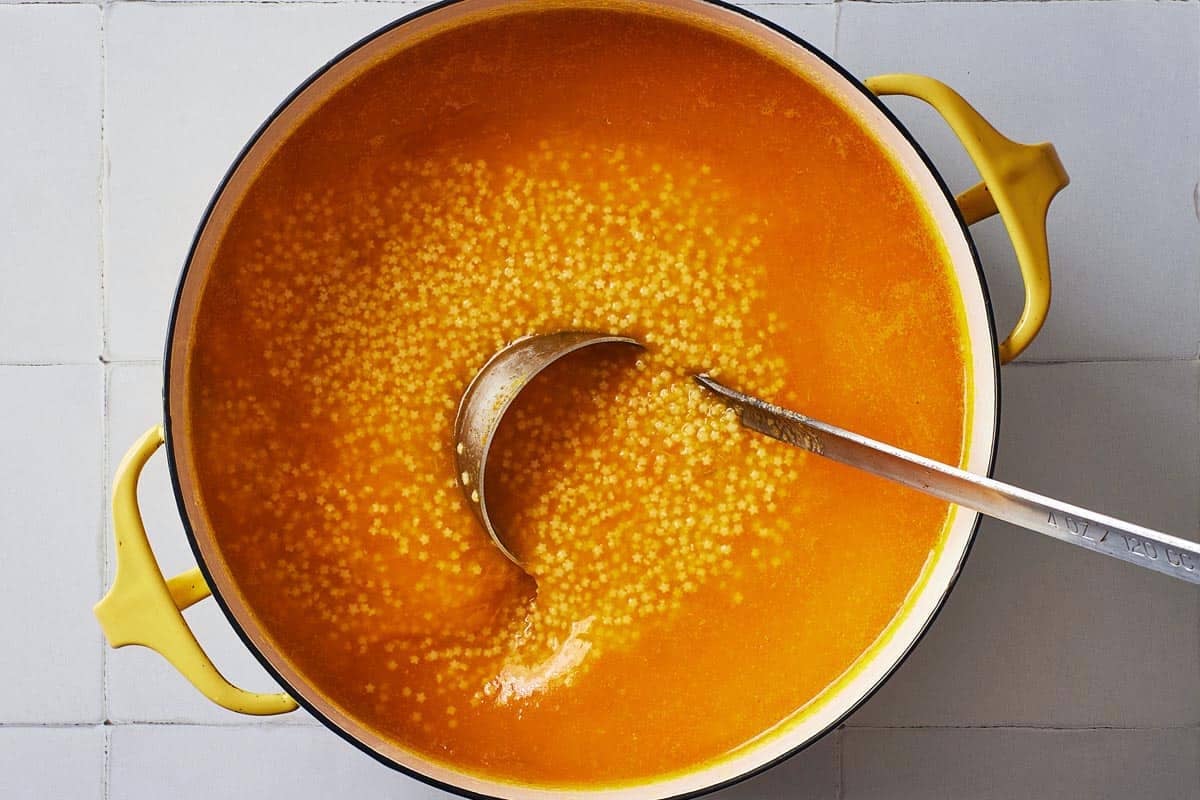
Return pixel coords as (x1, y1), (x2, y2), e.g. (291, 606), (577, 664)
(95, 0), (1067, 797)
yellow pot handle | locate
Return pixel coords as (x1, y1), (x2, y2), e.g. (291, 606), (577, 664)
(94, 424), (298, 716)
(866, 74), (1069, 363)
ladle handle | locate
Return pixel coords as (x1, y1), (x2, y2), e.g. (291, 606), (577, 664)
(697, 376), (1200, 584)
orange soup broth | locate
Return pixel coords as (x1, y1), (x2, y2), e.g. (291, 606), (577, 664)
(186, 6), (970, 788)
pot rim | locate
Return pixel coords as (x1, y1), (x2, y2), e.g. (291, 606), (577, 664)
(160, 1), (1001, 797)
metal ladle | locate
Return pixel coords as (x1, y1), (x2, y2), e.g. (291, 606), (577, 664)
(454, 332), (1200, 583)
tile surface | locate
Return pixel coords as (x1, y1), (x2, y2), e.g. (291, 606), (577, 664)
(838, 2), (1200, 361)
(710, 735), (836, 799)
(842, 728), (1200, 800)
(0, 6), (101, 362)
(109, 725), (456, 799)
(852, 361), (1200, 728)
(105, 364), (317, 725)
(0, 366), (104, 723)
(5, 2), (1200, 799)
(0, 727), (106, 800)
(744, 0), (838, 43)
(104, 2), (432, 361)
(108, 724), (836, 800)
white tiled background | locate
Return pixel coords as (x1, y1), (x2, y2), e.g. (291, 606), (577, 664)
(1, 0), (1197, 797)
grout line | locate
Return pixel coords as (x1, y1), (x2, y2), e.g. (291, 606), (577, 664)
(834, 0), (1200, 4)
(719, 1), (841, 5)
(0, 722), (111, 729)
(832, 0), (842, 58)
(100, 362), (112, 724)
(98, 3), (112, 732)
(0, 360), (109, 367)
(92, 0), (434, 5)
(94, 1), (106, 372)
(1, 1), (1198, 8)
(90, 719), (322, 728)
(840, 723), (1200, 731)
(0, 358), (157, 367)
(100, 1), (111, 365)
(0, 0), (1179, 5)
(29, 0), (1200, 5)
(102, 725), (112, 800)
(99, 358), (161, 366)
(833, 725), (844, 800)
(1, 719), (1192, 730)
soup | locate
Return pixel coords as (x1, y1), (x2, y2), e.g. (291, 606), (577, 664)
(185, 4), (969, 788)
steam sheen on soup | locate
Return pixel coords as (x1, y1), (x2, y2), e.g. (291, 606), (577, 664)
(185, 4), (970, 788)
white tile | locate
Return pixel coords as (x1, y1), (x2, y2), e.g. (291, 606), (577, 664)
(105, 363), (317, 725)
(0, 369), (105, 704)
(745, 0), (835, 26)
(742, 4), (838, 53)
(838, 2), (1200, 361)
(104, 2), (433, 361)
(107, 723), (832, 800)
(109, 725), (457, 800)
(0, 366), (103, 723)
(0, 6), (101, 362)
(711, 734), (837, 800)
(127, 0), (428, 4)
(852, 361), (1200, 728)
(138, 0), (370, 4)
(842, 728), (1200, 800)
(0, 727), (105, 800)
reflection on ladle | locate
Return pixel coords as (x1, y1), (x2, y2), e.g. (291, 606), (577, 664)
(453, 332), (644, 566)
(454, 332), (1200, 584)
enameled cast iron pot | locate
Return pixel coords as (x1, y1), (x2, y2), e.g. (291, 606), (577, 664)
(94, 0), (1068, 797)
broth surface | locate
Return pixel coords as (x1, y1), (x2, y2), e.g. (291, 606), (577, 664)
(186, 5), (970, 787)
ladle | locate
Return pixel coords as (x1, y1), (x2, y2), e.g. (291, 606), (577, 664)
(453, 332), (1200, 583)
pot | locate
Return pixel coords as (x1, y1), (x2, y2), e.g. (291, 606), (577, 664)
(95, 0), (1067, 797)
